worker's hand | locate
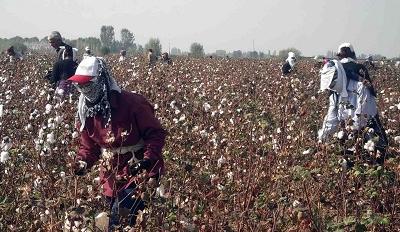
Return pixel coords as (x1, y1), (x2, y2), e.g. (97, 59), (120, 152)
(72, 160), (87, 176)
(129, 159), (152, 176)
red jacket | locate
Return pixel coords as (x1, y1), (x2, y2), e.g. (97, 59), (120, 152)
(77, 90), (166, 197)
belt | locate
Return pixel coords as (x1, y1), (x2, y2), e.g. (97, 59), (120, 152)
(101, 139), (144, 163)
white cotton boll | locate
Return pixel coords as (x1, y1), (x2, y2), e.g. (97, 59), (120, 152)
(368, 128), (374, 134)
(227, 171), (234, 182)
(48, 123), (56, 130)
(394, 136), (400, 144)
(46, 132), (55, 144)
(72, 131), (79, 139)
(87, 185), (93, 194)
(55, 115), (63, 124)
(363, 140), (375, 152)
(156, 184), (166, 198)
(0, 104), (3, 118)
(78, 161), (87, 169)
(175, 109), (181, 115)
(73, 220), (81, 228)
(170, 100), (176, 109)
(302, 149), (311, 155)
(217, 156), (226, 168)
(60, 171), (66, 179)
(337, 131), (345, 139)
(217, 184), (225, 191)
(179, 114), (186, 122)
(203, 102), (211, 112)
(68, 151), (76, 157)
(292, 200), (301, 208)
(56, 88), (64, 96)
(1, 151), (10, 163)
(45, 104), (52, 114)
(25, 124), (33, 131)
(93, 177), (100, 184)
(154, 104), (159, 110)
(340, 159), (348, 170)
(199, 130), (208, 139)
(276, 128), (281, 134)
(173, 118), (179, 124)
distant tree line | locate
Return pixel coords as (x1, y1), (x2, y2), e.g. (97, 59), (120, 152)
(2, 28), (397, 60)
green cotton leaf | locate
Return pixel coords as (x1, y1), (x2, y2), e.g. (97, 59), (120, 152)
(343, 216), (356, 226)
(379, 217), (390, 225)
(0, 196), (7, 205)
(353, 170), (361, 177)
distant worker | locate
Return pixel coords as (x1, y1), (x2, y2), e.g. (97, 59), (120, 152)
(119, 50), (127, 62)
(83, 46), (92, 58)
(363, 56), (375, 70)
(161, 52), (172, 65)
(47, 31), (77, 62)
(147, 49), (157, 67)
(318, 42), (387, 164)
(281, 52), (296, 75)
(50, 46), (77, 94)
(6, 46), (23, 62)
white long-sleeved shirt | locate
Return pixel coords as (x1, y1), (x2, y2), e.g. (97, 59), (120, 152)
(318, 78), (377, 142)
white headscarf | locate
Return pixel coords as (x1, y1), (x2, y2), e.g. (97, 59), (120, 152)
(76, 58), (121, 131)
(286, 52), (296, 68)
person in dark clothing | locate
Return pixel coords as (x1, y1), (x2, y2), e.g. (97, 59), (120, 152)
(68, 57), (166, 229)
(281, 61), (292, 75)
(282, 52), (296, 75)
(363, 56), (376, 70)
(161, 52), (172, 65)
(48, 31), (74, 62)
(337, 43), (376, 96)
(50, 46), (77, 94)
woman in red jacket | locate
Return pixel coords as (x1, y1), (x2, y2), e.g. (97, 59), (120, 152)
(68, 56), (166, 229)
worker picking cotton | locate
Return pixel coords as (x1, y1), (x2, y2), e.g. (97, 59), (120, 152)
(282, 52), (296, 75)
(318, 42), (388, 164)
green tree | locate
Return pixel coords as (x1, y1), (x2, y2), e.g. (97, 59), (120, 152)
(100, 25), (115, 48)
(144, 38), (162, 56)
(137, 44), (144, 54)
(170, 47), (181, 56)
(190, 42), (204, 58)
(100, 46), (111, 55)
(120, 28), (135, 50)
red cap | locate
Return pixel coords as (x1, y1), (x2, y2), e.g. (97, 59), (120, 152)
(68, 57), (99, 84)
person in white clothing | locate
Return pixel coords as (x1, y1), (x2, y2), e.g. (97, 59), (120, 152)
(119, 50), (127, 62)
(318, 43), (388, 164)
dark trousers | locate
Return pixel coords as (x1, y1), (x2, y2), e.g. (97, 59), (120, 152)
(106, 188), (145, 230)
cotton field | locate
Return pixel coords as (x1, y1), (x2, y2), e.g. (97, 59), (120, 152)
(0, 54), (400, 231)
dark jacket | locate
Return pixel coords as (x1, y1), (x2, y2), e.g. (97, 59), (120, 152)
(282, 61), (292, 75)
(50, 58), (77, 84)
(341, 61), (376, 96)
(76, 90), (166, 197)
